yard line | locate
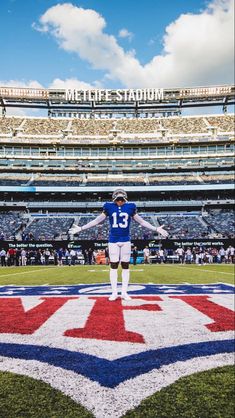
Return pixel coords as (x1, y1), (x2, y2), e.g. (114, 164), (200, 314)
(157, 264), (234, 275)
(0, 267), (58, 279)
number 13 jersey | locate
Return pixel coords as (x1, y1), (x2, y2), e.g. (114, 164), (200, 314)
(103, 202), (137, 243)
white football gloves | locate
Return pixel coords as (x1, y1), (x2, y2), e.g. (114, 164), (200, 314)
(68, 223), (168, 237)
(156, 225), (168, 238)
(68, 225), (82, 235)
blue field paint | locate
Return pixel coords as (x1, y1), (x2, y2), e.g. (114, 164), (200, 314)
(0, 339), (234, 388)
(0, 283), (234, 296)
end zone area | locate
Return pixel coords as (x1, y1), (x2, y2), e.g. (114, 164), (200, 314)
(0, 264), (234, 417)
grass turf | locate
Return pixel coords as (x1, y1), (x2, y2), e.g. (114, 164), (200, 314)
(0, 263), (234, 285)
(0, 371), (93, 418)
(123, 365), (235, 418)
(0, 366), (234, 418)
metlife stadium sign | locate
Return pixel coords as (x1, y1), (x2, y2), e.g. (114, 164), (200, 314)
(0, 85), (233, 101)
(0, 85), (234, 114)
(65, 88), (164, 102)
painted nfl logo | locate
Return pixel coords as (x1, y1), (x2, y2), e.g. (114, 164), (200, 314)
(0, 283), (234, 417)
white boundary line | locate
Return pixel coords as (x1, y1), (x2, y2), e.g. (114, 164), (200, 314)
(155, 264), (234, 275)
(0, 267), (59, 279)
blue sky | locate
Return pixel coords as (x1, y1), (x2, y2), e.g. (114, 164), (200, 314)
(0, 0), (234, 92)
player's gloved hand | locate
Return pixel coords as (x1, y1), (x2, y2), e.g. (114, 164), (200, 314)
(156, 225), (168, 238)
(68, 225), (82, 235)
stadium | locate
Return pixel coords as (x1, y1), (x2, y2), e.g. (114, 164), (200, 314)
(0, 83), (234, 417)
(0, 85), (234, 260)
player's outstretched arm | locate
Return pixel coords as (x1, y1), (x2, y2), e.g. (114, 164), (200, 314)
(133, 214), (168, 238)
(69, 213), (106, 235)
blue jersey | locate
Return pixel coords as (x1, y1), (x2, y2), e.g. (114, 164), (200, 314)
(103, 202), (137, 243)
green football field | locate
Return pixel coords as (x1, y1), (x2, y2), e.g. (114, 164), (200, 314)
(0, 263), (234, 418)
(0, 263), (234, 285)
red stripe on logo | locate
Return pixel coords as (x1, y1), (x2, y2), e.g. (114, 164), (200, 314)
(0, 297), (77, 334)
(65, 296), (163, 343)
(171, 296), (235, 332)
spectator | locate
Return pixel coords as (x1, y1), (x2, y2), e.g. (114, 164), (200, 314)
(176, 247), (184, 264)
(104, 247), (109, 265)
(21, 249), (27, 266)
(65, 249), (71, 266)
(52, 250), (58, 266)
(40, 251), (46, 265)
(0, 249), (6, 266)
(219, 247), (226, 263)
(159, 248), (165, 264)
(88, 248), (93, 265)
(227, 245), (234, 263)
(8, 247), (16, 266)
(132, 246), (138, 265)
(70, 249), (77, 266)
(15, 248), (21, 266)
(57, 248), (64, 266)
(45, 248), (51, 265)
(84, 249), (89, 265)
(143, 246), (150, 264)
(185, 247), (192, 264)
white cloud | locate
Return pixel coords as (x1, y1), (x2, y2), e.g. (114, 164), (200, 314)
(0, 79), (44, 89)
(148, 0), (234, 87)
(118, 28), (133, 41)
(48, 78), (94, 90)
(34, 3), (145, 85)
(33, 0), (234, 88)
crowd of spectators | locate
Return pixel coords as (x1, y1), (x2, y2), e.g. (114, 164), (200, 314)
(203, 209), (235, 238)
(0, 209), (234, 241)
(0, 114), (234, 137)
(157, 214), (209, 239)
(22, 217), (75, 240)
(0, 244), (234, 267)
(0, 171), (233, 187)
(0, 247), (84, 267)
(0, 212), (23, 240)
(147, 245), (235, 265)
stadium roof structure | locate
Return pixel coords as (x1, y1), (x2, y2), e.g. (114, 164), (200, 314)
(0, 84), (234, 116)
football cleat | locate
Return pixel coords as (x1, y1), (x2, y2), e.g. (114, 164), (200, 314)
(109, 293), (118, 301)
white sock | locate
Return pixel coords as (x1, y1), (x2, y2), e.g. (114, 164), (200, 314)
(121, 269), (130, 295)
(110, 268), (118, 295)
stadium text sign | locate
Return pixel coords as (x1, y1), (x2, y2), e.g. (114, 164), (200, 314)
(0, 85), (233, 103)
(65, 88), (164, 102)
(0, 283), (234, 417)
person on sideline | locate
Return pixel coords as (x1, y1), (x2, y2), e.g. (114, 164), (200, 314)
(69, 189), (168, 301)
(132, 246), (138, 265)
(143, 246), (150, 264)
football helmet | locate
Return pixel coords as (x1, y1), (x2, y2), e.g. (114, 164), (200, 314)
(112, 188), (128, 202)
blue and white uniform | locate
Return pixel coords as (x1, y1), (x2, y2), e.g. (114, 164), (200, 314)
(103, 202), (136, 243)
(103, 202), (137, 262)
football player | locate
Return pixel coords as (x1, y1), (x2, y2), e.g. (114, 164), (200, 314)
(69, 189), (168, 301)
